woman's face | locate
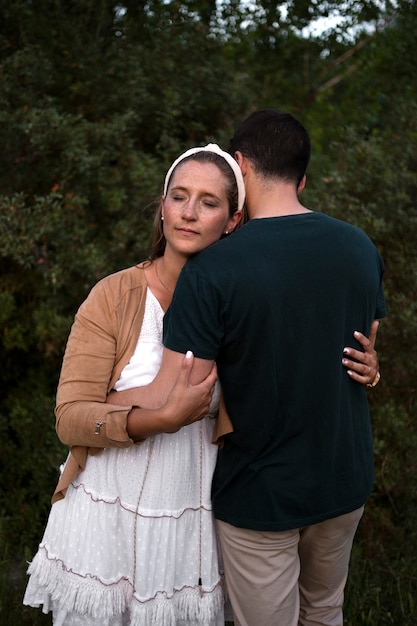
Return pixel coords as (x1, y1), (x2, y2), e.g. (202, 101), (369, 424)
(162, 160), (241, 258)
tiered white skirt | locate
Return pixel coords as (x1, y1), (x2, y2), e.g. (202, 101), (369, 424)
(24, 418), (224, 625)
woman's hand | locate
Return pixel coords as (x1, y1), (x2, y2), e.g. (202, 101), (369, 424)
(342, 320), (380, 386)
(160, 352), (218, 432)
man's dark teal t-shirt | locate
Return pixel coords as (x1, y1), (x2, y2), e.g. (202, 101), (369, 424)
(163, 213), (387, 531)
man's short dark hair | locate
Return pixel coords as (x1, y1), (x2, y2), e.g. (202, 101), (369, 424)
(229, 109), (311, 187)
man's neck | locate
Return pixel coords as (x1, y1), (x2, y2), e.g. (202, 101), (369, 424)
(246, 186), (311, 219)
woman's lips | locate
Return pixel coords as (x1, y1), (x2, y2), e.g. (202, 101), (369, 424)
(176, 227), (199, 236)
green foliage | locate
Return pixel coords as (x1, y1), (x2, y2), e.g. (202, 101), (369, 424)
(0, 0), (416, 623)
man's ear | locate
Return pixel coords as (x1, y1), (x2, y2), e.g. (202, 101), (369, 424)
(234, 151), (247, 176)
(227, 210), (243, 233)
(297, 175), (306, 194)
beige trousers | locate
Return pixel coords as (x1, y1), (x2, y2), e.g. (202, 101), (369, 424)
(217, 506), (364, 626)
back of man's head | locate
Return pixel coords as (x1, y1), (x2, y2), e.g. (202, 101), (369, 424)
(229, 109), (311, 187)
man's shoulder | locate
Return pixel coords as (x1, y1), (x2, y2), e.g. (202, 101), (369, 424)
(187, 235), (242, 269)
(317, 212), (374, 242)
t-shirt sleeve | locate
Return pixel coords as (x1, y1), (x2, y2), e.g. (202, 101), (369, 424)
(163, 265), (222, 360)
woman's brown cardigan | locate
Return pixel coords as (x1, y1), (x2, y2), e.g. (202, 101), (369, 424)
(52, 263), (149, 503)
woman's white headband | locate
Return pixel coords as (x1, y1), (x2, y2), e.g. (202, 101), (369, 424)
(163, 143), (245, 212)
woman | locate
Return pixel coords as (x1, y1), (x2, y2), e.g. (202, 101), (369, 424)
(23, 144), (379, 625)
(23, 144), (244, 626)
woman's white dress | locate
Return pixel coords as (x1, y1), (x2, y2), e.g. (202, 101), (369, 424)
(23, 289), (224, 625)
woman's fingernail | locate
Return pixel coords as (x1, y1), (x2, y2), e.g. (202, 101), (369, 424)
(185, 350), (193, 359)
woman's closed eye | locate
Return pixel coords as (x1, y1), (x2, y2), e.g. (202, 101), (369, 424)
(202, 199), (218, 208)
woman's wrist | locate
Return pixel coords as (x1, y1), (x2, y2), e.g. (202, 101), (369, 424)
(126, 404), (179, 441)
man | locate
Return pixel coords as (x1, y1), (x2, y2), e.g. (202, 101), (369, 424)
(160, 110), (386, 625)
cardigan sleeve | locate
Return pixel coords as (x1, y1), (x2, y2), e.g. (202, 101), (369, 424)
(52, 446), (88, 503)
(55, 274), (140, 449)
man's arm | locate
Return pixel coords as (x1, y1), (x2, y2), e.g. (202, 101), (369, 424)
(158, 348), (214, 387)
(126, 351), (216, 441)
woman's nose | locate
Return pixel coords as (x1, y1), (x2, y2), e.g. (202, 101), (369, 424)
(181, 199), (198, 219)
